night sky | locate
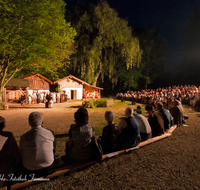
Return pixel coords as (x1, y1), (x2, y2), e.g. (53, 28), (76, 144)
(66, 0), (200, 72)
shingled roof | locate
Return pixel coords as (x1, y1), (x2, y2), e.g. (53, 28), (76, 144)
(5, 78), (30, 87)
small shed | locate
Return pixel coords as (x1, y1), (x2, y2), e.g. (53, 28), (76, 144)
(54, 75), (103, 100)
(4, 78), (30, 102)
(24, 74), (53, 95)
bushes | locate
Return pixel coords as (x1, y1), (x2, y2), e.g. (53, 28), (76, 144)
(82, 99), (113, 108)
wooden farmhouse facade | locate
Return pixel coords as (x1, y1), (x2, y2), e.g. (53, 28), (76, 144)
(4, 78), (29, 102)
(3, 74), (103, 102)
(24, 74), (53, 95)
(54, 75), (103, 100)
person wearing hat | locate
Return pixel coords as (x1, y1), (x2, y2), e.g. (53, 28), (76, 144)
(156, 102), (172, 131)
(0, 116), (21, 187)
(117, 107), (141, 150)
(20, 112), (55, 179)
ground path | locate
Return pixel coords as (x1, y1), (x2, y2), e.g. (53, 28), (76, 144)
(0, 101), (83, 142)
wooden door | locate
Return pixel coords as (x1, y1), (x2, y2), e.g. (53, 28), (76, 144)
(74, 90), (77, 100)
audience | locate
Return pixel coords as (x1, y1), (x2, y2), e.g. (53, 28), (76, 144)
(0, 116), (21, 187)
(156, 102), (172, 132)
(133, 110), (152, 141)
(1, 85), (193, 187)
(117, 107), (141, 150)
(170, 100), (183, 126)
(116, 84), (200, 110)
(62, 108), (95, 163)
(99, 111), (119, 154)
(134, 105), (142, 114)
(20, 112), (55, 179)
(145, 105), (165, 137)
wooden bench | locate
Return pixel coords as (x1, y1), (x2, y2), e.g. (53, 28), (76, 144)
(0, 125), (177, 190)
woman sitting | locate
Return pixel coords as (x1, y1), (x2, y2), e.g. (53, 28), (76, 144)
(99, 111), (119, 154)
(62, 108), (95, 163)
(0, 116), (21, 187)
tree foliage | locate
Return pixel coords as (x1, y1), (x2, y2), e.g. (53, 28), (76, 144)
(135, 27), (167, 89)
(68, 1), (141, 86)
(0, 0), (76, 90)
(116, 61), (144, 91)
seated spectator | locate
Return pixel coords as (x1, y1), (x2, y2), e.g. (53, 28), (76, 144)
(117, 107), (141, 150)
(194, 92), (200, 107)
(133, 110), (152, 141)
(0, 116), (21, 187)
(145, 105), (165, 137)
(170, 100), (183, 126)
(20, 112), (55, 179)
(99, 111), (119, 154)
(176, 98), (188, 123)
(182, 92), (191, 105)
(156, 102), (172, 132)
(62, 108), (95, 163)
(134, 105), (142, 114)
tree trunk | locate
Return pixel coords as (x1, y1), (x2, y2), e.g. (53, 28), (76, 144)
(92, 65), (103, 86)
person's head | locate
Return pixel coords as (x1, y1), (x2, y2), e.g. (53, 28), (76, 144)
(0, 116), (6, 131)
(137, 105), (141, 110)
(156, 102), (163, 111)
(29, 112), (44, 127)
(173, 100), (179, 107)
(125, 107), (133, 118)
(145, 105), (153, 114)
(105, 111), (114, 124)
(74, 108), (89, 126)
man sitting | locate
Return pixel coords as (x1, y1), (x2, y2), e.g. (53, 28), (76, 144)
(170, 100), (183, 126)
(133, 110), (152, 141)
(20, 112), (55, 179)
(156, 102), (172, 132)
(117, 107), (141, 150)
(145, 105), (165, 137)
(99, 111), (119, 154)
(0, 116), (21, 187)
(134, 105), (142, 114)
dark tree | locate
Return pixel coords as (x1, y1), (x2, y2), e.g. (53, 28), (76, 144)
(181, 6), (200, 84)
(135, 27), (167, 90)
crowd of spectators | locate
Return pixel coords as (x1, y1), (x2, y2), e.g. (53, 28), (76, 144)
(116, 84), (200, 108)
(0, 107), (148, 187)
(1, 84), (195, 187)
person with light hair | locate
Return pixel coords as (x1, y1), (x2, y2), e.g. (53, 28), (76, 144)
(117, 107), (141, 150)
(99, 111), (119, 154)
(20, 112), (55, 179)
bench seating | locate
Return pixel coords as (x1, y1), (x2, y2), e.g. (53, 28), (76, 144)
(0, 125), (177, 190)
